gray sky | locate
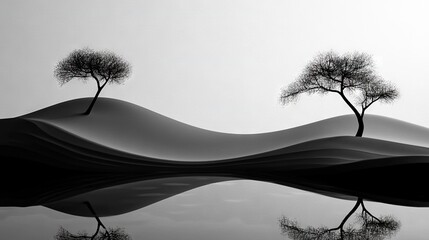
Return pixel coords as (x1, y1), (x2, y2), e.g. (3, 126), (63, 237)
(1, 0), (429, 133)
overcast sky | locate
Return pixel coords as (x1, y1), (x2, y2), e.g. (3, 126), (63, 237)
(1, 0), (429, 133)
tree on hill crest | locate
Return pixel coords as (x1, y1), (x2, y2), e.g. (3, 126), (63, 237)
(280, 51), (398, 137)
(55, 48), (131, 115)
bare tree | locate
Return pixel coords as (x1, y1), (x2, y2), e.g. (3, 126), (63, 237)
(55, 48), (131, 115)
(280, 51), (398, 137)
(54, 202), (132, 240)
(279, 198), (400, 240)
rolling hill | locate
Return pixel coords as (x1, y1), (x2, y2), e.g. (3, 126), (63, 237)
(3, 97), (429, 163)
(2, 97), (429, 213)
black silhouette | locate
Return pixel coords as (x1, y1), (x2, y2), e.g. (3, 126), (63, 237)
(54, 201), (132, 240)
(279, 198), (400, 240)
(54, 48), (131, 115)
(280, 51), (398, 137)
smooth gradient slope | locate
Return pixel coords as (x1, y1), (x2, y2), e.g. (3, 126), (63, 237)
(2, 98), (429, 213)
(19, 97), (429, 161)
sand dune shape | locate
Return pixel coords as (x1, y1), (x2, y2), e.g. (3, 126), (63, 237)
(45, 176), (235, 217)
(2, 98), (429, 166)
(19, 98), (429, 160)
(44, 158), (429, 217)
(3, 115), (429, 172)
(2, 98), (429, 215)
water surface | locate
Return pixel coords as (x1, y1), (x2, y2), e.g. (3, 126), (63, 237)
(1, 180), (428, 239)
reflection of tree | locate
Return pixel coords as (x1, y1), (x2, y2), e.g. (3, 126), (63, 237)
(54, 202), (132, 240)
(54, 226), (130, 240)
(279, 198), (400, 240)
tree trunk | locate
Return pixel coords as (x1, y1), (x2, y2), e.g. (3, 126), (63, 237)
(338, 93), (364, 137)
(84, 201), (111, 240)
(356, 115), (364, 137)
(84, 87), (102, 115)
(328, 198), (362, 235)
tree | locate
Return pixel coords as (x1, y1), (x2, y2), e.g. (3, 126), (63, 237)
(54, 202), (132, 240)
(55, 226), (131, 240)
(280, 51), (398, 137)
(55, 48), (131, 115)
(279, 198), (400, 240)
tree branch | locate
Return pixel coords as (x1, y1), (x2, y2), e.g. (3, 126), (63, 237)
(361, 201), (381, 223)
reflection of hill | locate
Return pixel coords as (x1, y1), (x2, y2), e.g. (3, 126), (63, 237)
(1, 98), (429, 215)
(45, 176), (235, 217)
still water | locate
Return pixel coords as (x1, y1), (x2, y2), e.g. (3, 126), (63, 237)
(1, 179), (428, 240)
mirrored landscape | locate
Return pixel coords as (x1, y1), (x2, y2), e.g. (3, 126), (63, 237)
(2, 1), (429, 239)
(2, 175), (429, 240)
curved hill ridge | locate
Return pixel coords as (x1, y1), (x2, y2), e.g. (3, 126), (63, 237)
(2, 98), (429, 211)
(18, 98), (429, 161)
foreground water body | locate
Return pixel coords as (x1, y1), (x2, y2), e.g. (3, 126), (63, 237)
(1, 180), (429, 240)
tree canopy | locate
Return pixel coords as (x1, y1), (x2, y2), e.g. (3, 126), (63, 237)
(279, 198), (400, 240)
(280, 51), (398, 136)
(54, 48), (131, 115)
(55, 48), (131, 85)
(54, 226), (132, 240)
